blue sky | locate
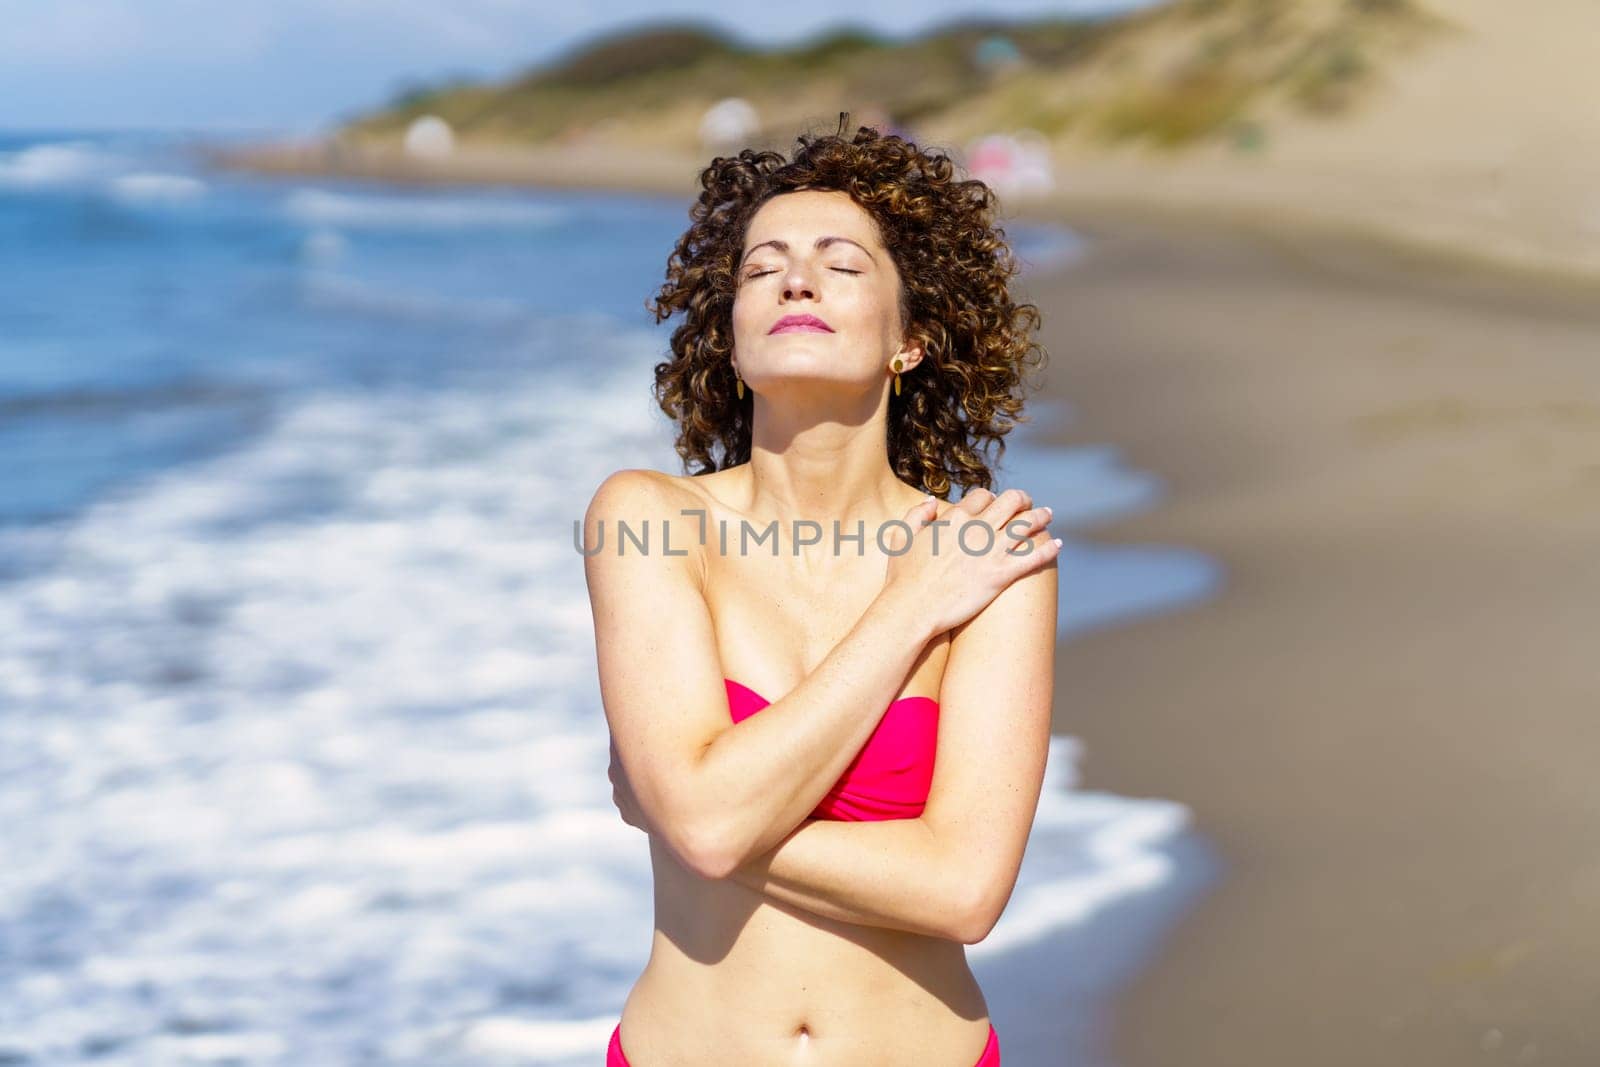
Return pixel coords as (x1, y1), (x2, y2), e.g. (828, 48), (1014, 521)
(0, 0), (1161, 133)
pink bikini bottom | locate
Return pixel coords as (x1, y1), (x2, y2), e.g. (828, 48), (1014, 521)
(607, 1021), (1000, 1065)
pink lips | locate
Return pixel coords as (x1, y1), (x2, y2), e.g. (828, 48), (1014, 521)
(769, 313), (833, 334)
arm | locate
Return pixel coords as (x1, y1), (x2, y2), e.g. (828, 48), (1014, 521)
(727, 816), (963, 940)
(584, 470), (937, 880)
(726, 556), (1059, 945)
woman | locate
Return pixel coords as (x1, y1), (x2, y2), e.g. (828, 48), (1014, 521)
(583, 116), (1059, 1066)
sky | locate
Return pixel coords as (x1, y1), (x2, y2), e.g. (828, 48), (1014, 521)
(0, 0), (1162, 133)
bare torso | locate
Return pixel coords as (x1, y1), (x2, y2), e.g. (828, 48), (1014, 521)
(615, 468), (994, 1065)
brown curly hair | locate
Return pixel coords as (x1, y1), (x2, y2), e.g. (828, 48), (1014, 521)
(646, 112), (1048, 499)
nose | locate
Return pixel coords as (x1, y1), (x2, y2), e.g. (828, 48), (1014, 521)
(782, 262), (816, 301)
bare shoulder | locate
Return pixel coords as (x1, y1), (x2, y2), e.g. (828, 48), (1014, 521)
(588, 467), (720, 514)
(951, 523), (1059, 646)
(586, 467), (678, 516)
(583, 468), (710, 579)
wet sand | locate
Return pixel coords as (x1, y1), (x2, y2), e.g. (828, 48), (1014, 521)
(207, 135), (1600, 1065)
(1017, 201), (1600, 1067)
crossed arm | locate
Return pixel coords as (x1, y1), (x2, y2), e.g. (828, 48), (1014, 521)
(727, 815), (957, 938)
(588, 469), (1057, 946)
(719, 561), (1057, 945)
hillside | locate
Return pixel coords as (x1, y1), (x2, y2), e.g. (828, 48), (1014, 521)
(334, 0), (1453, 155)
(208, 0), (1600, 283)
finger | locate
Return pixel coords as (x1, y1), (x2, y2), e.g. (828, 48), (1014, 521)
(886, 496), (939, 553)
(904, 496), (939, 525)
(1012, 529), (1063, 567)
(1001, 504), (1053, 539)
(1004, 524), (1055, 556)
(981, 487), (1032, 528)
(957, 488), (995, 515)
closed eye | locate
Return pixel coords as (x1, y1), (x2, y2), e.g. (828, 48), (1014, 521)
(746, 268), (862, 278)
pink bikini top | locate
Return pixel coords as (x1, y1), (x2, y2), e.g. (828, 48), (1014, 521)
(723, 678), (939, 822)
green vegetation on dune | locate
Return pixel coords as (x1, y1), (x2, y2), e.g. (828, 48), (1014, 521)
(339, 0), (1450, 153)
(528, 23), (747, 87)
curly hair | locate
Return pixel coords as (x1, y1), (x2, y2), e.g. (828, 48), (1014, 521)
(646, 112), (1048, 499)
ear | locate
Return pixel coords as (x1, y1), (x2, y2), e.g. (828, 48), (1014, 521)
(895, 336), (925, 372)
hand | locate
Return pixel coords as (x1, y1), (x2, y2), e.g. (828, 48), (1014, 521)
(608, 735), (652, 834)
(882, 487), (1058, 636)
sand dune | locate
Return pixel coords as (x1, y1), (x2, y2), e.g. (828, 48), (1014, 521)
(209, 0), (1600, 292)
(1038, 0), (1600, 279)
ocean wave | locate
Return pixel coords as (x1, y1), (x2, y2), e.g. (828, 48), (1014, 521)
(283, 187), (570, 229)
(296, 270), (530, 325)
(0, 140), (119, 187)
(0, 334), (673, 1060)
(0, 316), (1198, 1064)
(108, 171), (208, 202)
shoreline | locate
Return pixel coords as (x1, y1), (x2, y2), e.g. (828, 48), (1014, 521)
(1024, 200), (1600, 1066)
(201, 135), (1600, 298)
(195, 139), (706, 202)
(199, 137), (1600, 1063)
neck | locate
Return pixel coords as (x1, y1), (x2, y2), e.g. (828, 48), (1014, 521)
(739, 395), (916, 529)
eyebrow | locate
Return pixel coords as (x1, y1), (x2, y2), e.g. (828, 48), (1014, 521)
(740, 236), (877, 266)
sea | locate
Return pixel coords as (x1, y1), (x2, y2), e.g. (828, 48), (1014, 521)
(0, 128), (1223, 1066)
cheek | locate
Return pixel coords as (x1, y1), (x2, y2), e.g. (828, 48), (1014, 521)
(730, 294), (756, 334)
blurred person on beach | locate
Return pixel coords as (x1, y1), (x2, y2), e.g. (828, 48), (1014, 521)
(582, 114), (1060, 1065)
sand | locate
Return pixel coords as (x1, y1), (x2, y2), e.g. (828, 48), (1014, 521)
(203, 96), (1600, 1062)
(1014, 201), (1600, 1067)
(202, 0), (1600, 287)
(1029, 0), (1600, 286)
(950, 0), (1600, 285)
(196, 138), (708, 202)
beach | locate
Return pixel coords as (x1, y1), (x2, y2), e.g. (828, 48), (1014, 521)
(1015, 201), (1600, 1066)
(14, 121), (1600, 1064)
(1, 131), (1203, 1065)
(12, 0), (1600, 1058)
(202, 128), (1600, 1064)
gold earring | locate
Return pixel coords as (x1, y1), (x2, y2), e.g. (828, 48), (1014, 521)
(890, 356), (905, 396)
(736, 370), (745, 400)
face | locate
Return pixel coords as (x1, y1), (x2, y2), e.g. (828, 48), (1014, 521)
(730, 189), (921, 398)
